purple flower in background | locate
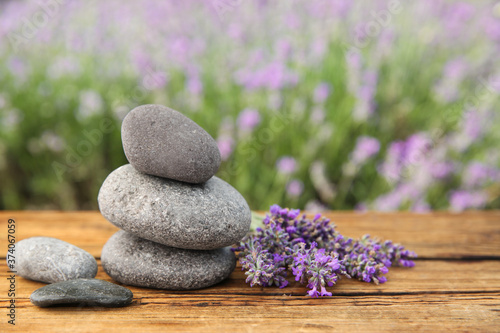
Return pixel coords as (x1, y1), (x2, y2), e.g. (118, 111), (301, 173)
(405, 133), (431, 163)
(186, 68), (203, 95)
(310, 39), (327, 61)
(351, 136), (380, 165)
(463, 162), (498, 188)
(373, 183), (421, 212)
(378, 141), (406, 181)
(463, 110), (482, 141)
(363, 70), (378, 86)
(373, 190), (402, 212)
(286, 179), (304, 197)
(346, 50), (362, 73)
(450, 190), (488, 212)
(434, 58), (469, 102)
(444, 2), (476, 34)
(443, 58), (468, 79)
(313, 82), (331, 103)
(234, 60), (298, 91)
(269, 61), (298, 90)
(430, 162), (455, 179)
(449, 109), (491, 152)
(237, 108), (261, 133)
(352, 70), (378, 121)
(378, 132), (432, 182)
(47, 56), (82, 79)
(355, 202), (368, 212)
(7, 57), (28, 80)
(187, 77), (203, 95)
(275, 39), (292, 60)
(217, 136), (234, 161)
(132, 49), (152, 74)
(276, 156), (297, 175)
(378, 133), (431, 182)
(484, 16), (500, 41)
(412, 199), (430, 213)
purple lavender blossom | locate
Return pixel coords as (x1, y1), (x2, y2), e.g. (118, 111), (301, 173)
(217, 136), (234, 161)
(373, 183), (421, 212)
(234, 205), (417, 296)
(351, 136), (381, 165)
(444, 2), (476, 34)
(286, 180), (304, 197)
(430, 162), (455, 179)
(412, 200), (431, 213)
(484, 16), (500, 41)
(236, 61), (298, 91)
(443, 58), (468, 79)
(434, 56), (467, 101)
(237, 108), (261, 133)
(405, 134), (432, 163)
(313, 82), (331, 104)
(291, 243), (341, 297)
(352, 70), (378, 121)
(449, 190), (489, 212)
(463, 162), (498, 188)
(186, 74), (203, 95)
(239, 241), (288, 289)
(463, 110), (482, 141)
(378, 133), (431, 182)
(276, 156), (297, 175)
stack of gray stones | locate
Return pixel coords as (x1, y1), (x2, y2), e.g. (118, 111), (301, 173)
(98, 104), (251, 290)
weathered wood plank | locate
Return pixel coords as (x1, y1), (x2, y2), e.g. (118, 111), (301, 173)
(1, 293), (499, 332)
(1, 260), (499, 300)
(1, 211), (499, 259)
(0, 211), (499, 332)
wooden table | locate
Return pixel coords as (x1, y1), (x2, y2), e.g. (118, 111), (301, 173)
(1, 211), (499, 332)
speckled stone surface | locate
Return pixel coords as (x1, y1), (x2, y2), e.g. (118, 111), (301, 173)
(101, 230), (236, 290)
(121, 104), (221, 184)
(30, 278), (133, 307)
(10, 237), (97, 283)
(98, 164), (251, 250)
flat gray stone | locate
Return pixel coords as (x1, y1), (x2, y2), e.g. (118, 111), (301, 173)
(121, 104), (221, 184)
(30, 278), (133, 307)
(101, 231), (236, 290)
(98, 164), (251, 250)
(9, 237), (97, 283)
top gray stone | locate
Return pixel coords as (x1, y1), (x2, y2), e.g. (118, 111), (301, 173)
(121, 104), (221, 184)
(10, 237), (97, 283)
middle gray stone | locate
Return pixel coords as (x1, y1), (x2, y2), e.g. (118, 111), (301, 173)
(98, 164), (251, 250)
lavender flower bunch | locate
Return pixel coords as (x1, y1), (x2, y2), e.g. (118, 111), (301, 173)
(233, 205), (417, 297)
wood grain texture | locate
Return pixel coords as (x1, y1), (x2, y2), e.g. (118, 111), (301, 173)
(0, 211), (499, 332)
(1, 260), (500, 299)
(1, 211), (499, 258)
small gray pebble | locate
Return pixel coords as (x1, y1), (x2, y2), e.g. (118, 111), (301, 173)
(30, 278), (133, 307)
(121, 104), (221, 184)
(101, 230), (236, 290)
(9, 237), (97, 283)
(98, 164), (251, 250)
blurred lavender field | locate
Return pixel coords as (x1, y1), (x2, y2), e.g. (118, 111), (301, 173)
(0, 0), (499, 211)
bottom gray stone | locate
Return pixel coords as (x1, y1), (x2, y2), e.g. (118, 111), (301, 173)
(101, 230), (236, 290)
(30, 279), (133, 307)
